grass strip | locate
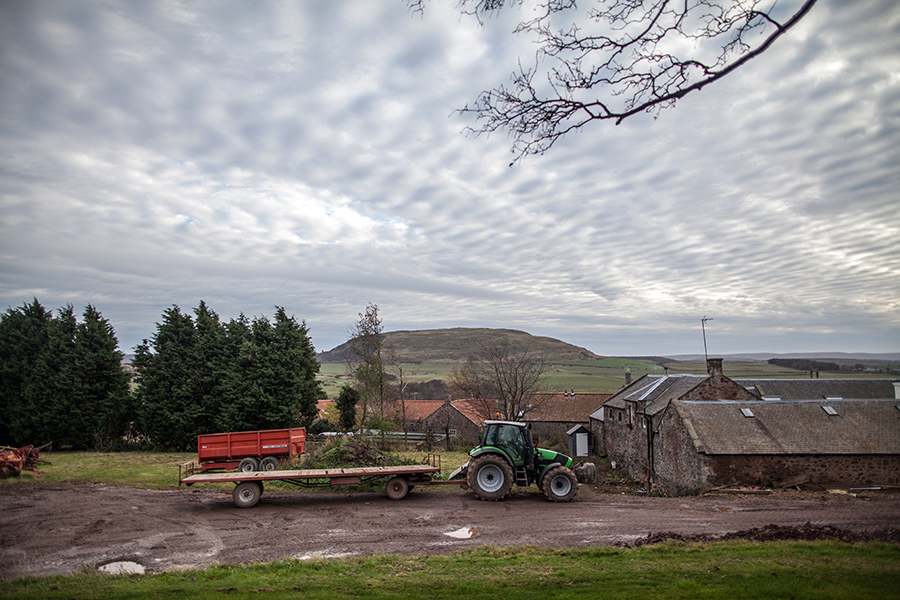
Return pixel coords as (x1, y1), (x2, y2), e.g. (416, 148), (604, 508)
(3, 541), (898, 600)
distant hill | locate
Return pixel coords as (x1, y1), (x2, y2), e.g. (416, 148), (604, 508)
(316, 328), (604, 364)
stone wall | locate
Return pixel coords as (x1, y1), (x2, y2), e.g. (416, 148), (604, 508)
(601, 405), (649, 484)
(651, 403), (711, 496)
(530, 421), (584, 452)
(705, 454), (900, 488)
(420, 405), (480, 446)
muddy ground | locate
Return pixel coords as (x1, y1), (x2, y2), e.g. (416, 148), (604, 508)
(2, 481), (899, 579)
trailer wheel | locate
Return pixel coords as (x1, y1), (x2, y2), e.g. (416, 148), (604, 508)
(542, 466), (578, 502)
(238, 458), (259, 473)
(260, 457), (279, 471)
(467, 454), (514, 501)
(233, 482), (262, 508)
(385, 476), (410, 500)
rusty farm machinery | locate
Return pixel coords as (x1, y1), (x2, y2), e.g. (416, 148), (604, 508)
(0, 442), (52, 479)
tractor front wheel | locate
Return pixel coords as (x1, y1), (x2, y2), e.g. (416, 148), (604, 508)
(542, 466), (578, 502)
(467, 454), (514, 501)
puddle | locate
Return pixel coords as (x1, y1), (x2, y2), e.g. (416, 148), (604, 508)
(445, 527), (481, 539)
(294, 550), (355, 561)
(98, 561), (146, 575)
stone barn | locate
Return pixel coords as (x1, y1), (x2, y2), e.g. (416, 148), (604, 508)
(591, 358), (900, 495)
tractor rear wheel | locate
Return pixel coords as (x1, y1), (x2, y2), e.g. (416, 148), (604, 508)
(542, 466), (578, 502)
(467, 454), (514, 501)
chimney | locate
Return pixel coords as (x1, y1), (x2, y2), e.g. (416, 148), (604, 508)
(706, 358), (723, 377)
(625, 365), (632, 385)
(894, 380), (900, 399)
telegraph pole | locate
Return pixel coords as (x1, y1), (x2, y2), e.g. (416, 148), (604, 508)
(701, 316), (713, 362)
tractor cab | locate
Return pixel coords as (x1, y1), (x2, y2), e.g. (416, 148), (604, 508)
(478, 421), (534, 470)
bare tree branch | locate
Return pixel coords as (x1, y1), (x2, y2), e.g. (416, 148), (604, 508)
(447, 339), (551, 421)
(412, 0), (819, 164)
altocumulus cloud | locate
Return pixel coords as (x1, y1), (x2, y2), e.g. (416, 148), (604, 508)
(0, 0), (898, 356)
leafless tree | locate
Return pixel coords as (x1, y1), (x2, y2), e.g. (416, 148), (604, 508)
(447, 339), (551, 421)
(385, 342), (414, 441)
(412, 0), (819, 163)
(345, 303), (387, 429)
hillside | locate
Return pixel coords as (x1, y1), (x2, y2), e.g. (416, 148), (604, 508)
(316, 328), (604, 364)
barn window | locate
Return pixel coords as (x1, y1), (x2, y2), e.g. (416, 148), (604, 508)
(740, 407), (755, 418)
(822, 406), (838, 416)
(618, 411), (622, 422)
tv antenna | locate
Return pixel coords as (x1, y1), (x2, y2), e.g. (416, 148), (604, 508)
(701, 316), (713, 362)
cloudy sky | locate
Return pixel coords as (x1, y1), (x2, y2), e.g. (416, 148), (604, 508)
(1, 0), (898, 358)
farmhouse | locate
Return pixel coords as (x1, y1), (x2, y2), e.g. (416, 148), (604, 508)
(590, 358), (900, 495)
(391, 399), (484, 446)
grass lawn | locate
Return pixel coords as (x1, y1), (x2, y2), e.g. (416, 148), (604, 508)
(3, 541), (898, 599)
(0, 451), (196, 489)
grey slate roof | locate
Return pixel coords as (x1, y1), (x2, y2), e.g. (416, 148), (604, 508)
(601, 374), (707, 416)
(676, 399), (900, 455)
(734, 379), (896, 400)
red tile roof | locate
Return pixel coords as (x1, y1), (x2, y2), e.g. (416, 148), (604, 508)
(525, 393), (611, 422)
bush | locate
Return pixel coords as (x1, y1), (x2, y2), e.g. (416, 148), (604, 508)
(307, 419), (335, 435)
(299, 438), (415, 470)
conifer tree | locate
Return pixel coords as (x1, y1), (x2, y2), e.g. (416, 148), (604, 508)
(133, 306), (200, 451)
(0, 300), (132, 449)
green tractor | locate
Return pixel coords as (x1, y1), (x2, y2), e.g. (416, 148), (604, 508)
(450, 420), (579, 502)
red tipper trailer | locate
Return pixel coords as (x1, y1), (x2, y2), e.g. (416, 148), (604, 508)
(197, 428), (306, 473)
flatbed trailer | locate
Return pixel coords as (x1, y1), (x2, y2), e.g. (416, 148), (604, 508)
(179, 455), (463, 508)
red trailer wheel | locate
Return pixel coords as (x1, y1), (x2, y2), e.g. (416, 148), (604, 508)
(238, 458), (259, 473)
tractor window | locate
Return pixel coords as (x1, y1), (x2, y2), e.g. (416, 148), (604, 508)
(497, 425), (525, 463)
(483, 426), (498, 447)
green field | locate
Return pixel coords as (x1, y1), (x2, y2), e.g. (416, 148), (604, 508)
(319, 358), (891, 397)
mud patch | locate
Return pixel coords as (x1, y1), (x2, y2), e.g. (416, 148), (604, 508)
(620, 523), (900, 547)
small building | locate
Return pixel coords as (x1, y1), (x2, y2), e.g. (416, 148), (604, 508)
(567, 424), (592, 457)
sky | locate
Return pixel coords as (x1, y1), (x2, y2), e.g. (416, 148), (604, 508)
(1, 0), (898, 358)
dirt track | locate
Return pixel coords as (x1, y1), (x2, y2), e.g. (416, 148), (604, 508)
(2, 482), (899, 579)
